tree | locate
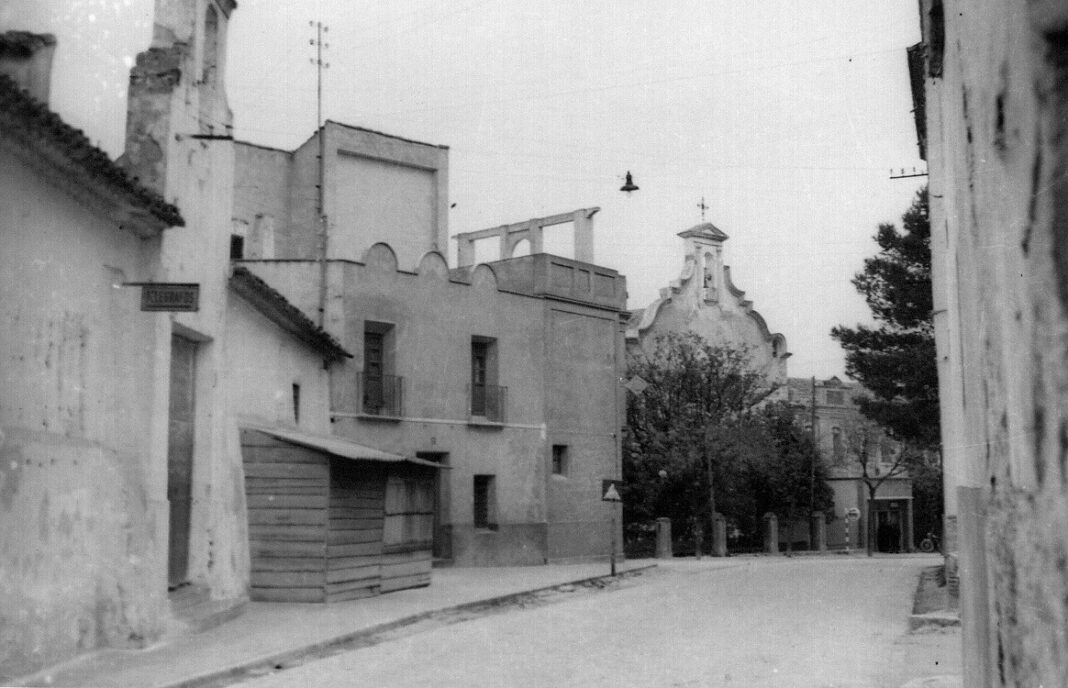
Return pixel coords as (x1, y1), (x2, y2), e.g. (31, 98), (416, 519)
(622, 332), (771, 556)
(830, 187), (939, 449)
(831, 187), (942, 545)
(842, 417), (909, 556)
(747, 403), (835, 554)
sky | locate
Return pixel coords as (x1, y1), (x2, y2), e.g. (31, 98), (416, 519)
(4, 1), (926, 379)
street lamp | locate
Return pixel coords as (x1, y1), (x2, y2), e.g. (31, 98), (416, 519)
(619, 171), (639, 195)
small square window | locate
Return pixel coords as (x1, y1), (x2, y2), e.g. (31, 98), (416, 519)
(552, 445), (569, 476)
(230, 234), (245, 260)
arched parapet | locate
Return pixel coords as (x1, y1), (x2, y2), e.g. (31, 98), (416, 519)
(669, 255), (696, 294)
(417, 250), (449, 281)
(723, 265), (753, 309)
(470, 263), (499, 292)
(770, 332), (791, 359)
(626, 298), (669, 342)
(362, 242), (399, 272)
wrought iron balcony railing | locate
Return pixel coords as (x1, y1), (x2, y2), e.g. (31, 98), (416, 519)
(469, 383), (507, 423)
(360, 373), (403, 417)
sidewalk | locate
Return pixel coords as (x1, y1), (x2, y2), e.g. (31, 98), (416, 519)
(19, 561), (655, 688)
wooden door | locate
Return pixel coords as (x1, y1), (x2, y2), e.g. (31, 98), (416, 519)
(168, 335), (197, 588)
(416, 452), (450, 559)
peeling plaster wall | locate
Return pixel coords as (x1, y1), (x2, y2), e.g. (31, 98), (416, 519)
(123, 0), (247, 603)
(924, 1), (1068, 685)
(0, 151), (167, 680)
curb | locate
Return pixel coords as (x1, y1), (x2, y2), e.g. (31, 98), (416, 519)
(165, 563), (658, 688)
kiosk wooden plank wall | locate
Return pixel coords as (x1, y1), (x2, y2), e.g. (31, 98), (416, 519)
(240, 428), (433, 603)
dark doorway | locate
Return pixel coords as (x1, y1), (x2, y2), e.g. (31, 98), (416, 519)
(168, 335), (197, 588)
(416, 452), (450, 560)
(875, 508), (903, 553)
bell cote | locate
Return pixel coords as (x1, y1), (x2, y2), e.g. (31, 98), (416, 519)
(677, 222), (729, 303)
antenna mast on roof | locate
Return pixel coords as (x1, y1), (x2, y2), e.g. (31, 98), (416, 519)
(310, 21), (330, 326)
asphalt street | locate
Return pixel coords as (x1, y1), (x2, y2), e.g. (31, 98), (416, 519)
(232, 555), (952, 688)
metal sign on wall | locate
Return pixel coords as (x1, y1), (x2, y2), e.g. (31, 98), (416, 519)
(125, 283), (201, 312)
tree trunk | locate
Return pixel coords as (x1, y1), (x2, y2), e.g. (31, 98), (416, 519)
(866, 486), (876, 557)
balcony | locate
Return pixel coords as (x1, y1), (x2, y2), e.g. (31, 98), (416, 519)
(360, 373), (404, 419)
(469, 384), (507, 424)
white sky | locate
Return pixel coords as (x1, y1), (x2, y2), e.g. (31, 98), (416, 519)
(4, 1), (925, 379)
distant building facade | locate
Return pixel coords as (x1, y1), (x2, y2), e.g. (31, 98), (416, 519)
(625, 222), (790, 398)
(788, 377), (914, 553)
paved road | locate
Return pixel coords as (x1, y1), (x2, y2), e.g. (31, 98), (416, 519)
(236, 556), (946, 688)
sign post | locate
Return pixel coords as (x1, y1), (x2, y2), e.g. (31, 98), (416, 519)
(845, 507), (861, 554)
(602, 479), (623, 576)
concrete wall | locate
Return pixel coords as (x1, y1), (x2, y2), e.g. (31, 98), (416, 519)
(225, 295), (332, 435)
(920, 1), (1068, 684)
(545, 306), (623, 562)
(0, 150), (168, 680)
(235, 124), (449, 270)
(244, 249), (627, 567)
(232, 143), (290, 260)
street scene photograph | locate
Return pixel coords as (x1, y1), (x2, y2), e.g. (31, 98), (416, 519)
(0, 1), (1063, 686)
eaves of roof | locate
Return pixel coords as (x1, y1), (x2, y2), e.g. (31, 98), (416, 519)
(0, 73), (184, 235)
(229, 265), (352, 363)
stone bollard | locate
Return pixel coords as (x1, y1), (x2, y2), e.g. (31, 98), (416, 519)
(810, 510), (827, 552)
(763, 512), (779, 554)
(712, 513), (727, 557)
(655, 517), (673, 559)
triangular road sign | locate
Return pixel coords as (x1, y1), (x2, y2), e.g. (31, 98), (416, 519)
(602, 479), (623, 502)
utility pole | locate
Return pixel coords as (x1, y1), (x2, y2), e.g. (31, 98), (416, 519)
(809, 376), (817, 545)
(310, 21), (330, 326)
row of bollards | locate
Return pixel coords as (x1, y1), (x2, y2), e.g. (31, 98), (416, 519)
(653, 511), (828, 559)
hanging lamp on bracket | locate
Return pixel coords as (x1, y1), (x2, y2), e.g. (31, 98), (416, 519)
(619, 171), (639, 195)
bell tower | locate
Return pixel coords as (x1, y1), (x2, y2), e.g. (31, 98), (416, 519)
(677, 222), (729, 303)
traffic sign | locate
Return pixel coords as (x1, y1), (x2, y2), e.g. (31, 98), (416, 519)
(601, 479), (623, 502)
(846, 507), (861, 519)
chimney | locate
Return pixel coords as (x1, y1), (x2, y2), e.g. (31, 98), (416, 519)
(0, 31), (57, 104)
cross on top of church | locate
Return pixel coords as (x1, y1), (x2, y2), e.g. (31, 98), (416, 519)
(697, 197), (709, 221)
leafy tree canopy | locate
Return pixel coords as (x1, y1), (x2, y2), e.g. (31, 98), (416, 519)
(623, 333), (832, 545)
(831, 187), (940, 449)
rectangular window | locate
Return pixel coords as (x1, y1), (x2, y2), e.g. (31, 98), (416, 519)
(473, 474), (496, 529)
(383, 475), (435, 550)
(291, 383), (300, 424)
(825, 390), (844, 406)
(230, 234), (245, 260)
(552, 445), (568, 476)
(471, 341), (488, 416)
(362, 323), (401, 416)
(470, 337), (504, 421)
